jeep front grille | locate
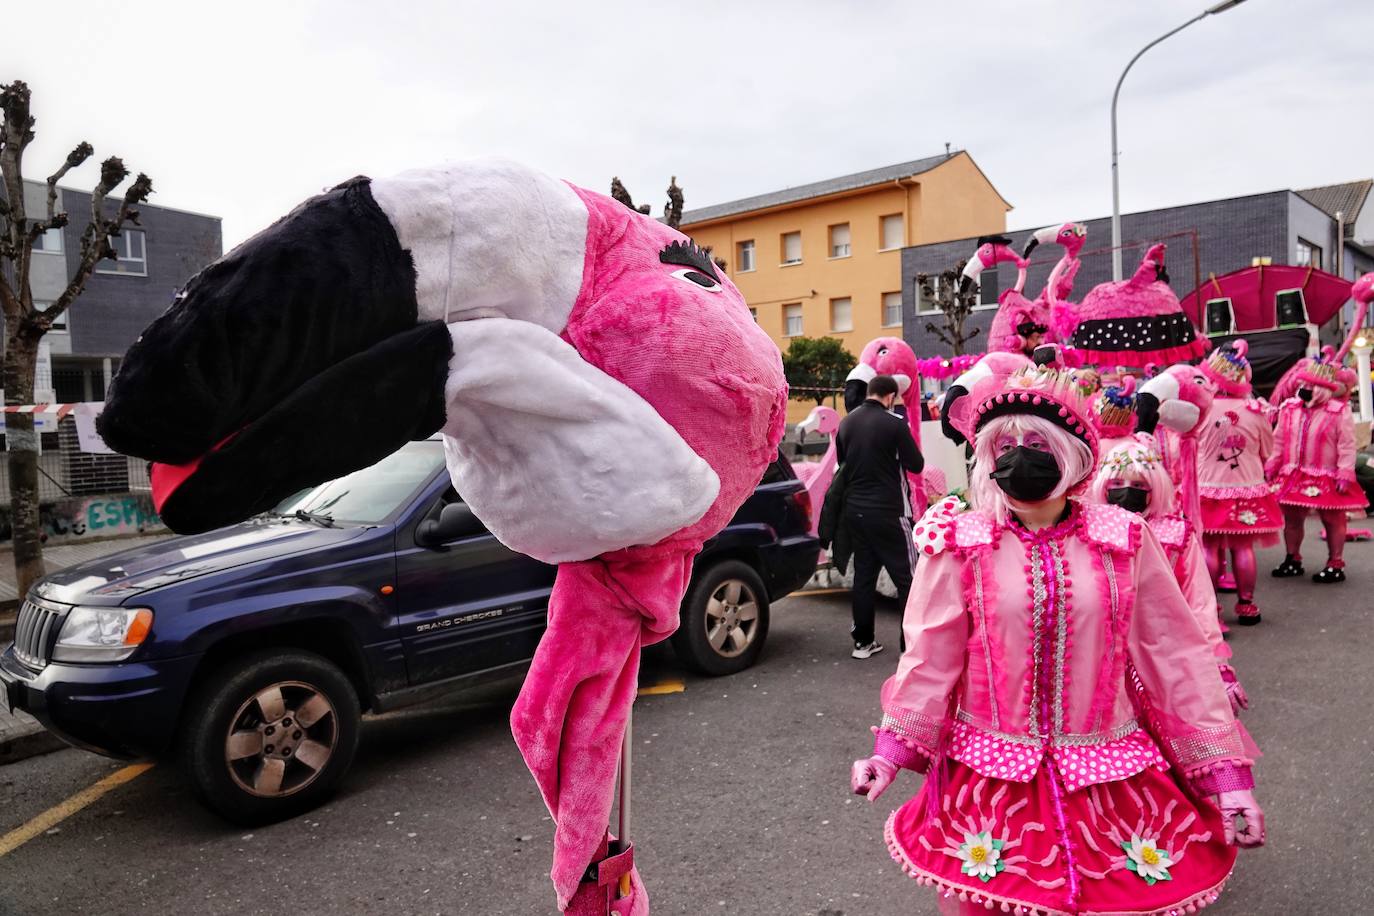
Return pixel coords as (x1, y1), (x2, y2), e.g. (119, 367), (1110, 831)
(12, 597), (69, 669)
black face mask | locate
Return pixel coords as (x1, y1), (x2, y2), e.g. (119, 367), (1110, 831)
(990, 446), (1062, 502)
(1106, 485), (1150, 514)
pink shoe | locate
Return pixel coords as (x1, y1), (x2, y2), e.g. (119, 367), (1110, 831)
(1217, 572), (1238, 593)
(1234, 601), (1261, 626)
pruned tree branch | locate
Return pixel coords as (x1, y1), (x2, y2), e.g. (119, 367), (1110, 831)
(45, 141), (92, 220)
(663, 175), (683, 229)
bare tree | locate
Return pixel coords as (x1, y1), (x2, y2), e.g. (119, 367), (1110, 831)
(662, 175), (683, 230)
(917, 259), (981, 356)
(0, 80), (152, 595)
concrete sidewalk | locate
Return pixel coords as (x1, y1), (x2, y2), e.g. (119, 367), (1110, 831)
(1, 533), (173, 765)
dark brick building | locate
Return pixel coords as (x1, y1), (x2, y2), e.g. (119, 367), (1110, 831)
(901, 184), (1374, 359)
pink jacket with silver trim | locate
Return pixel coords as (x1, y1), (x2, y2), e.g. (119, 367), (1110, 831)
(1269, 398), (1358, 481)
(875, 502), (1250, 796)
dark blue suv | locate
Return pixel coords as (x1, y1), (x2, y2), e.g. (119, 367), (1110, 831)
(1, 441), (817, 823)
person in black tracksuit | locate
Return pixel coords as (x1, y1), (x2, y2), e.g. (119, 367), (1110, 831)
(834, 374), (923, 658)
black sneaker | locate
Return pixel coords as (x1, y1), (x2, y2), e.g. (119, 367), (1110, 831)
(851, 641), (885, 659)
(1312, 566), (1346, 584)
(1271, 555), (1304, 578)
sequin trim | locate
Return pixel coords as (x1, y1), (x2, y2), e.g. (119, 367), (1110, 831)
(880, 708), (943, 749)
(1028, 542), (1047, 740)
(955, 709), (1143, 747)
(1050, 540), (1069, 736)
(1168, 722), (1245, 767)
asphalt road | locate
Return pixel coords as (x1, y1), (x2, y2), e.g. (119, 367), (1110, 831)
(1, 529), (1372, 916)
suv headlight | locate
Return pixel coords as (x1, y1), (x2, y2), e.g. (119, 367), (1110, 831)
(52, 607), (154, 662)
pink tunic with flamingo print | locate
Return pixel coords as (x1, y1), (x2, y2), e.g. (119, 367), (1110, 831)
(872, 502), (1247, 915)
(1195, 397), (1283, 539)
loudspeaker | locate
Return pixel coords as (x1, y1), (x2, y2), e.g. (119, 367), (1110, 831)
(1275, 289), (1307, 327)
(1205, 298), (1235, 336)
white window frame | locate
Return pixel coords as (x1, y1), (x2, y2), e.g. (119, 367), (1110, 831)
(1295, 237), (1322, 270)
(33, 227), (64, 254)
(829, 297), (853, 332)
(736, 239), (756, 273)
(781, 231), (802, 266)
(882, 291), (903, 328)
(783, 303), (803, 337)
(829, 223), (851, 259)
(95, 228), (147, 277)
(879, 213), (904, 251)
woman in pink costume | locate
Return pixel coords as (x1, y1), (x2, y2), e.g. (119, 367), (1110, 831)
(852, 364), (1263, 916)
(1193, 342), (1282, 624)
(1269, 352), (1369, 583)
(1086, 434), (1248, 715)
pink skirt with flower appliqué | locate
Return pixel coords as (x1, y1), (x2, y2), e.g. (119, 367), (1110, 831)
(1272, 469), (1371, 512)
(1198, 489), (1283, 545)
(885, 758), (1236, 916)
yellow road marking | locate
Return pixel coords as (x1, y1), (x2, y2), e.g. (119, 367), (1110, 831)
(796, 588), (850, 596)
(0, 762), (153, 858)
(637, 680), (685, 696)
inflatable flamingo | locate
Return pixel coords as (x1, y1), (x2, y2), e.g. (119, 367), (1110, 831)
(793, 405), (839, 536)
(843, 336), (928, 515)
(1023, 221), (1087, 343)
(97, 159), (787, 914)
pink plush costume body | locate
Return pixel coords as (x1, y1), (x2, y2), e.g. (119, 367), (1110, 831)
(1269, 354), (1368, 582)
(1137, 363), (1216, 538)
(845, 336), (928, 515)
(96, 161), (787, 913)
(873, 369), (1252, 916)
(1071, 244), (1207, 368)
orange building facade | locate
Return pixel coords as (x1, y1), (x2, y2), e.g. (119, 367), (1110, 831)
(680, 152), (1011, 420)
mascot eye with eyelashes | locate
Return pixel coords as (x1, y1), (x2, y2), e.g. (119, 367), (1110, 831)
(659, 239), (722, 292)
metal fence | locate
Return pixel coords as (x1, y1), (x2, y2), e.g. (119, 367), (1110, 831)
(0, 415), (149, 505)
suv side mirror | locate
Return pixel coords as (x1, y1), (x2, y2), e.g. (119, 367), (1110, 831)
(417, 503), (484, 547)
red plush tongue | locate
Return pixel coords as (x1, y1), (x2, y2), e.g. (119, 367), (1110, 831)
(149, 433), (240, 513)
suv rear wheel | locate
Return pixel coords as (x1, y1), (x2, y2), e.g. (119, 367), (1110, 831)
(672, 560), (770, 676)
(179, 649), (361, 824)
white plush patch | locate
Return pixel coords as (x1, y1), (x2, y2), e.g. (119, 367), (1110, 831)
(440, 319), (720, 563)
(370, 159), (588, 334)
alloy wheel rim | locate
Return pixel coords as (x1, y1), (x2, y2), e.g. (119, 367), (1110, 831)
(224, 680), (338, 798)
(704, 579), (760, 658)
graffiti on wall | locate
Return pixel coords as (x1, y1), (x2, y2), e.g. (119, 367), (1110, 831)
(7, 493), (169, 542)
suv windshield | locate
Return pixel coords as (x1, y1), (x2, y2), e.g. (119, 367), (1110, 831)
(272, 441), (445, 525)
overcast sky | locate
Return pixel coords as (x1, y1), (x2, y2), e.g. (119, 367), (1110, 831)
(7, 0), (1372, 253)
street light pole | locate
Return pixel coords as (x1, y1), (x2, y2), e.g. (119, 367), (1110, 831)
(1111, 0), (1249, 280)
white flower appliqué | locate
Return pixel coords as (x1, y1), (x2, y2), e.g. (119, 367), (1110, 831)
(1237, 510), (1258, 525)
(956, 830), (1005, 883)
(1302, 485), (1322, 498)
(1122, 833), (1174, 885)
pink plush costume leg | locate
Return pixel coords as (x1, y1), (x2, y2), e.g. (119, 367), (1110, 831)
(1230, 545), (1257, 602)
(1320, 510), (1349, 568)
(511, 555), (688, 913)
(1282, 505), (1308, 562)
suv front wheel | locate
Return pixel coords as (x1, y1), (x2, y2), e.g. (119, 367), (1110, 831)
(673, 560), (770, 676)
(179, 649), (361, 825)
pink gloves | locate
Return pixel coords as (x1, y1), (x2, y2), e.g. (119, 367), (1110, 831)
(1214, 789), (1265, 847)
(850, 755), (899, 802)
(1219, 663), (1249, 713)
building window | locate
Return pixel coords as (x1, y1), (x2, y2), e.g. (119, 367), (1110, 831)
(34, 300), (67, 332)
(830, 297), (853, 332)
(784, 303), (803, 336)
(829, 223), (851, 259)
(748, 307), (758, 323)
(880, 214), (904, 251)
(737, 240), (755, 272)
(33, 227), (63, 253)
(95, 229), (147, 276)
(781, 231), (802, 266)
(1295, 238), (1322, 270)
(882, 291), (902, 327)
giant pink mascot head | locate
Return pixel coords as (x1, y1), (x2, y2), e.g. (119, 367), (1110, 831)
(98, 160), (787, 913)
(1137, 361), (1216, 533)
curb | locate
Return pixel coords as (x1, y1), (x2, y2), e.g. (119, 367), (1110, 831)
(0, 725), (66, 765)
